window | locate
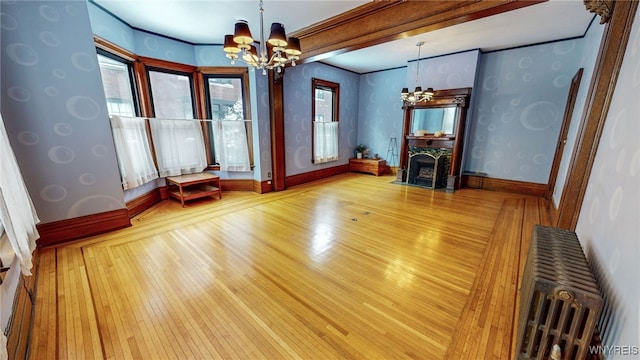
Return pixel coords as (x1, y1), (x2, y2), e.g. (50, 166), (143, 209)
(96, 39), (255, 180)
(97, 51), (138, 117)
(146, 67), (206, 176)
(312, 78), (339, 164)
(202, 69), (253, 170)
(97, 48), (158, 190)
(147, 68), (195, 119)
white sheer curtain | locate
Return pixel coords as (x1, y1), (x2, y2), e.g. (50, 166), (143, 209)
(211, 120), (251, 171)
(109, 116), (158, 189)
(0, 113), (40, 276)
(149, 118), (207, 177)
(313, 121), (339, 163)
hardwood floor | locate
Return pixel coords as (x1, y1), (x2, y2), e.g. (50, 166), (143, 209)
(30, 173), (549, 359)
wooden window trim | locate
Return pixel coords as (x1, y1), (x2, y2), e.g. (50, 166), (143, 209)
(198, 67), (253, 169)
(140, 58), (199, 119)
(311, 78), (340, 164)
(94, 36), (136, 62)
(93, 35), (255, 170)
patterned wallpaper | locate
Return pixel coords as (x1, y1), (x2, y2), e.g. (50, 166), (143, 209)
(254, 72), (273, 181)
(465, 39), (584, 183)
(1, 0), (125, 223)
(86, 1), (135, 52)
(406, 50), (480, 91)
(283, 62), (360, 176)
(357, 68), (406, 167)
(357, 51), (480, 168)
(576, 8), (640, 350)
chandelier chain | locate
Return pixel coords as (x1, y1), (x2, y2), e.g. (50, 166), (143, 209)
(415, 41), (424, 89)
(259, 0), (266, 62)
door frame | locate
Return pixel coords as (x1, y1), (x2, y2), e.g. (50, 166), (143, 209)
(545, 68), (583, 201)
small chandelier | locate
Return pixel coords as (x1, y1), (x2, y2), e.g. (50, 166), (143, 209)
(223, 0), (302, 75)
(401, 41), (434, 105)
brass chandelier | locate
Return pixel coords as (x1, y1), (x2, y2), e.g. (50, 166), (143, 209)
(401, 41), (434, 105)
(222, 0), (302, 75)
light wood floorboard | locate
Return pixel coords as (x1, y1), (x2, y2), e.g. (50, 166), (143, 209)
(30, 173), (547, 359)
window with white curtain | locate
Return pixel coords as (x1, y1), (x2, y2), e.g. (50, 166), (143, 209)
(211, 120), (251, 171)
(109, 116), (158, 189)
(203, 72), (252, 170)
(312, 78), (340, 164)
(97, 50), (159, 189)
(97, 43), (257, 174)
(149, 118), (207, 177)
(147, 68), (206, 176)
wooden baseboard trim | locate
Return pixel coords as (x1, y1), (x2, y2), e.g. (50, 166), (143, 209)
(285, 164), (350, 188)
(461, 175), (546, 197)
(36, 208), (131, 247)
(126, 189), (161, 218)
(220, 179), (254, 192)
(254, 180), (272, 194)
(5, 249), (39, 359)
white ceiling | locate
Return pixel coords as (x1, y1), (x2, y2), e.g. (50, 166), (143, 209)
(92, 0), (596, 74)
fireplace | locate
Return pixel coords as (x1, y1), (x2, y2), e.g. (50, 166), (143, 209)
(407, 153), (444, 189)
(399, 88), (471, 191)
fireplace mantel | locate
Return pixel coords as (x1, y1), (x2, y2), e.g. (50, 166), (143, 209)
(406, 136), (455, 149)
(399, 88), (471, 190)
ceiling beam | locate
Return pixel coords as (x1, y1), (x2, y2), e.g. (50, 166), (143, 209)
(292, 0), (546, 63)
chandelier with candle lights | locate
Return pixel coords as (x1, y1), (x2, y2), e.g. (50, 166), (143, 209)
(222, 0), (302, 75)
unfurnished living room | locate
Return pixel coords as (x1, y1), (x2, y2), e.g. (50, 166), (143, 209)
(1, 0), (639, 359)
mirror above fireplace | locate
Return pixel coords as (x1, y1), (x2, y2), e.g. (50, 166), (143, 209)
(399, 87), (472, 191)
(410, 107), (457, 136)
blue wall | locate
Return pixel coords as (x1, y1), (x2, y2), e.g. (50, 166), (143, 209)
(358, 42), (585, 185)
(86, 1), (135, 52)
(356, 67), (406, 167)
(283, 62), (360, 176)
(1, 0), (125, 223)
(406, 50), (480, 90)
(575, 8), (640, 349)
(465, 40), (584, 183)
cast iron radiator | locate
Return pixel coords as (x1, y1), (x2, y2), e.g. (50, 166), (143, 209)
(515, 225), (603, 360)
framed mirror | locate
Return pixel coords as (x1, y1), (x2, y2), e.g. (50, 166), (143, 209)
(410, 107), (457, 136)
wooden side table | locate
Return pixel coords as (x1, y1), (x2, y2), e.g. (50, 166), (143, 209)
(166, 172), (221, 207)
(349, 158), (386, 176)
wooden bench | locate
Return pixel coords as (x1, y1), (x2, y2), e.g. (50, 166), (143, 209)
(166, 172), (221, 207)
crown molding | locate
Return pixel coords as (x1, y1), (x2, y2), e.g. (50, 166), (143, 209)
(292, 1), (545, 63)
